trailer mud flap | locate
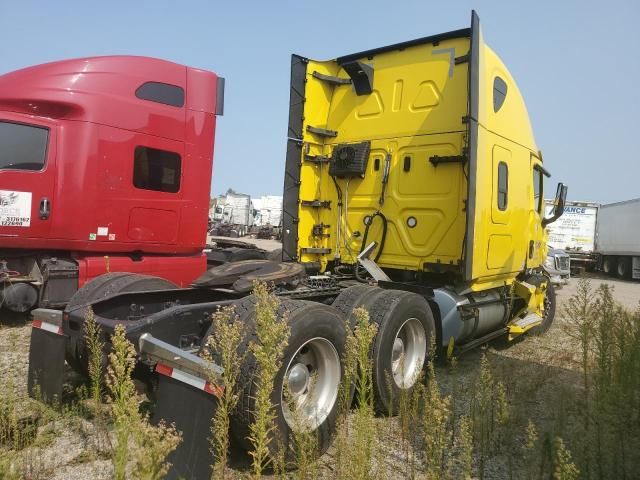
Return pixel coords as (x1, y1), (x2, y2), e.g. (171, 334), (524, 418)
(27, 309), (67, 403)
(152, 363), (220, 480)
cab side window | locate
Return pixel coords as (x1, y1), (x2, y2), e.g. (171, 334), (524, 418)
(0, 121), (49, 171)
(533, 168), (543, 214)
(497, 162), (508, 210)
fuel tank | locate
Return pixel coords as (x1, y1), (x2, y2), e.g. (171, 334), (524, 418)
(433, 288), (507, 346)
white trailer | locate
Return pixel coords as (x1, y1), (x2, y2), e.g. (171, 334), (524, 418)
(544, 200), (599, 274)
(253, 195), (283, 227)
(596, 198), (640, 280)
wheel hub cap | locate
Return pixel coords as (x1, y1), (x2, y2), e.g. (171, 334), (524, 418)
(391, 318), (427, 389)
(287, 363), (310, 396)
(281, 337), (341, 431)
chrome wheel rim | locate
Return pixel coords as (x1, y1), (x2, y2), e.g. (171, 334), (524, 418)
(391, 318), (427, 388)
(281, 337), (340, 431)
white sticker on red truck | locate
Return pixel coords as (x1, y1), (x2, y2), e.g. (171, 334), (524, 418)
(0, 190), (32, 227)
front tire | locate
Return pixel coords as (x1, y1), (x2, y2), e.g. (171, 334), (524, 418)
(530, 280), (556, 335)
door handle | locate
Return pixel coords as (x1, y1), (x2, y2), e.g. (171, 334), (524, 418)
(39, 197), (51, 220)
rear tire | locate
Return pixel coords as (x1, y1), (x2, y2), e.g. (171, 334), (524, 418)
(602, 256), (616, 276)
(333, 286), (436, 414)
(365, 290), (435, 415)
(331, 284), (380, 328)
(617, 257), (631, 279)
(216, 296), (346, 461)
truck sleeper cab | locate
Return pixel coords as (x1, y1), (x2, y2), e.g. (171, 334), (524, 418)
(27, 12), (566, 480)
(0, 56), (224, 312)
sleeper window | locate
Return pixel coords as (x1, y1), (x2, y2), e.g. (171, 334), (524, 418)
(135, 82), (185, 107)
(133, 146), (181, 193)
(493, 77), (508, 112)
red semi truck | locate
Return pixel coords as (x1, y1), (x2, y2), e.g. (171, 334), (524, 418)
(0, 56), (224, 312)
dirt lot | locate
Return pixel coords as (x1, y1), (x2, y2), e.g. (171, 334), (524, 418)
(1, 268), (638, 478)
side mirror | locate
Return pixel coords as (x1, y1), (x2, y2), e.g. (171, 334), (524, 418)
(542, 182), (568, 227)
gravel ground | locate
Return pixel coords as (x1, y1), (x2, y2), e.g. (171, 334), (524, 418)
(556, 272), (639, 310)
(1, 259), (638, 478)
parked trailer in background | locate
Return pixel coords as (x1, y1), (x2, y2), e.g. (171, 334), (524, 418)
(253, 195), (283, 238)
(596, 198), (640, 280)
(544, 200), (599, 275)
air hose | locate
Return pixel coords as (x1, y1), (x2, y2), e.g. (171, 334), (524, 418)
(355, 210), (388, 282)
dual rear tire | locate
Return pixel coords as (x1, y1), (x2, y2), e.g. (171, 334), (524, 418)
(202, 285), (435, 462)
(332, 285), (435, 415)
(204, 296), (346, 460)
(602, 255), (632, 279)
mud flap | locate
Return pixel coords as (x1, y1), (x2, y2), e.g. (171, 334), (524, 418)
(27, 310), (67, 403)
(152, 369), (219, 480)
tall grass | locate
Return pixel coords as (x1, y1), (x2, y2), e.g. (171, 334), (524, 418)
(84, 307), (105, 410)
(423, 361), (451, 479)
(105, 324), (180, 480)
(202, 305), (246, 479)
(470, 354), (510, 479)
(106, 324), (139, 480)
(562, 280), (640, 479)
(334, 307), (378, 480)
(248, 281), (290, 477)
(2, 278), (639, 478)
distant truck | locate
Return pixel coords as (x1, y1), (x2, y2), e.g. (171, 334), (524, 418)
(544, 200), (599, 274)
(544, 247), (571, 285)
(596, 198), (640, 280)
(209, 189), (255, 237)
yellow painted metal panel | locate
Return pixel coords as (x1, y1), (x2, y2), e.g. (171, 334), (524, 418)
(295, 19), (549, 298)
(297, 39), (470, 272)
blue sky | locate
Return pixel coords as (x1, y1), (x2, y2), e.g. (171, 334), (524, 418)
(1, 0), (638, 204)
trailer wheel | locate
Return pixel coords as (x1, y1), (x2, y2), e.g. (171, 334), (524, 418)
(617, 257), (631, 279)
(213, 296), (345, 460)
(602, 256), (616, 275)
(531, 281), (556, 335)
(66, 273), (177, 374)
(364, 289), (435, 415)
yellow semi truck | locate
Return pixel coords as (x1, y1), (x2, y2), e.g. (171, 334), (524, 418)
(28, 11), (566, 478)
(282, 9), (566, 365)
